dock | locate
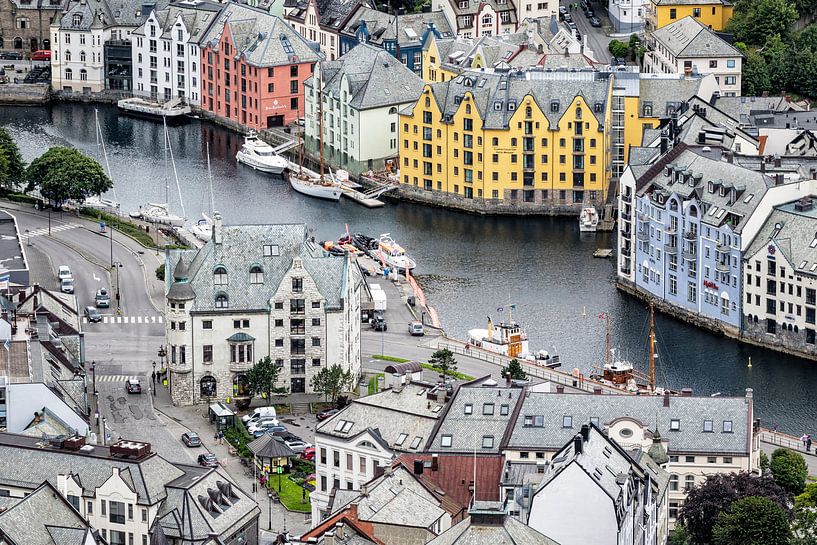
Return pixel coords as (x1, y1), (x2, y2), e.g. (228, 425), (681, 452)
(593, 249), (613, 258)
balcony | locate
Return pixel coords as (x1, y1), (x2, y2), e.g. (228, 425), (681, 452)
(621, 247), (631, 257)
(169, 361), (192, 374)
(664, 242), (677, 252)
(683, 231), (696, 240)
(290, 327), (305, 335)
(716, 242), (730, 253)
(682, 249), (697, 261)
(229, 361), (253, 373)
(638, 212), (649, 221)
(620, 212), (631, 222)
(637, 230), (649, 241)
(665, 225), (677, 235)
(716, 261), (730, 273)
(621, 193), (632, 203)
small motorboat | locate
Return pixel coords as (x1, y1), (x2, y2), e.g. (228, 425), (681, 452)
(133, 203), (185, 227)
(236, 132), (288, 174)
(190, 213), (213, 242)
(373, 233), (416, 271)
(351, 233), (379, 257)
(117, 96), (191, 124)
(320, 240), (347, 256)
(579, 206), (599, 232)
(84, 195), (120, 214)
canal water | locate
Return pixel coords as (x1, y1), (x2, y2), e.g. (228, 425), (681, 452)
(3, 103), (815, 434)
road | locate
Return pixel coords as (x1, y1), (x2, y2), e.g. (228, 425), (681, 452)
(561, 0), (614, 63)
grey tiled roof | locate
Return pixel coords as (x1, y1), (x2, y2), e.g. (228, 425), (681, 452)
(428, 385), (523, 454)
(638, 76), (712, 117)
(60, 0), (168, 29)
(201, 5), (321, 67)
(169, 223), (350, 311)
(711, 95), (805, 126)
(0, 482), (97, 545)
(507, 392), (753, 455)
(306, 44), (424, 110)
(248, 434), (298, 458)
(341, 8), (454, 48)
(287, 0), (374, 29)
(427, 508), (559, 545)
(629, 146), (661, 166)
(9, 0), (66, 9)
(744, 200), (817, 276)
(132, 1), (223, 43)
(637, 147), (772, 233)
(651, 16), (741, 58)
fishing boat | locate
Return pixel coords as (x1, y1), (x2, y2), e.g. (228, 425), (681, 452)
(579, 206), (599, 232)
(117, 96), (191, 124)
(373, 233), (416, 271)
(236, 131), (288, 174)
(468, 315), (529, 358)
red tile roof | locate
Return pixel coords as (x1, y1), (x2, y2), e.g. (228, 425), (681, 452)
(396, 454), (504, 508)
(299, 504), (384, 545)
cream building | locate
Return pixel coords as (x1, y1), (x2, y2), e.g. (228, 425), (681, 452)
(50, 0), (108, 92)
(284, 0), (374, 61)
(643, 16), (742, 96)
(165, 216), (362, 406)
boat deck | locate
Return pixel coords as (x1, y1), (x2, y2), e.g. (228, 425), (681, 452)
(593, 249), (613, 258)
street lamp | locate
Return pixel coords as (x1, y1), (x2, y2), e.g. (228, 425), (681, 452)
(91, 360), (96, 394)
(267, 491), (273, 531)
(152, 361), (157, 395)
(158, 346), (167, 371)
(101, 416), (107, 446)
(112, 261), (122, 313)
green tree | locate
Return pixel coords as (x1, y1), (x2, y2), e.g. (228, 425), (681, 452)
(760, 450), (771, 472)
(668, 524), (690, 545)
(786, 48), (817, 99)
(0, 128), (25, 191)
(771, 448), (808, 494)
(429, 348), (457, 383)
(792, 503), (817, 545)
(712, 496), (792, 545)
(797, 24), (817, 52)
(739, 47), (772, 96)
(501, 358), (527, 380)
(729, 0), (798, 44)
(247, 356), (285, 405)
(796, 482), (817, 509)
(25, 147), (111, 204)
(310, 364), (353, 404)
(761, 34), (792, 94)
(608, 39), (629, 59)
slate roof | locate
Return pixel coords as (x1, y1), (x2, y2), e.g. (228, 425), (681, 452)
(341, 8), (454, 48)
(637, 147), (772, 234)
(507, 391), (753, 455)
(59, 0), (169, 29)
(286, 0), (375, 30)
(416, 71), (609, 130)
(0, 481), (99, 545)
(638, 75), (713, 118)
(711, 95), (805, 126)
(629, 146), (661, 166)
(247, 434), (298, 458)
(427, 503), (559, 545)
(651, 16), (741, 58)
(201, 4), (321, 67)
(168, 223), (351, 312)
(316, 383), (444, 452)
(306, 43), (424, 110)
(132, 1), (223, 43)
(428, 383), (523, 454)
(744, 200), (817, 276)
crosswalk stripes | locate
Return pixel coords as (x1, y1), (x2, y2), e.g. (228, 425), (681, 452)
(82, 315), (164, 324)
(26, 223), (81, 237)
(95, 375), (141, 383)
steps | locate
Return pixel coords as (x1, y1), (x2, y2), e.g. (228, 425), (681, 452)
(290, 401), (311, 415)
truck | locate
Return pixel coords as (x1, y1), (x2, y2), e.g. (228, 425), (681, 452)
(369, 283), (387, 311)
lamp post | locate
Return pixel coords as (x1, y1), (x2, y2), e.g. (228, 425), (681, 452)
(158, 346), (166, 370)
(112, 260), (122, 313)
(101, 416), (107, 446)
(110, 217), (114, 268)
(267, 491), (273, 531)
(152, 360), (157, 395)
(91, 360), (96, 394)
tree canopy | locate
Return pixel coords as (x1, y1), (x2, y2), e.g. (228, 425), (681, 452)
(712, 496), (792, 545)
(728, 0), (798, 44)
(429, 348), (457, 383)
(502, 358), (527, 380)
(247, 356), (286, 405)
(25, 147), (111, 204)
(0, 129), (25, 191)
(310, 364), (354, 404)
(770, 448), (808, 494)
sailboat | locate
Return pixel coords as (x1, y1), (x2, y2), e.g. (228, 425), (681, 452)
(286, 71), (342, 201)
(191, 143), (215, 242)
(130, 117), (186, 227)
(84, 109), (121, 213)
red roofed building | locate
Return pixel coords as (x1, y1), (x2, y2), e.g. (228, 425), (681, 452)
(397, 453), (504, 508)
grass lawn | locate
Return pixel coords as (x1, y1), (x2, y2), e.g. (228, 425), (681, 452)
(367, 373), (385, 395)
(269, 474), (311, 512)
(422, 363), (474, 381)
(372, 354), (409, 363)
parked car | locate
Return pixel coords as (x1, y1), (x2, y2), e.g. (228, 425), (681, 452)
(57, 265), (72, 281)
(589, 16), (601, 26)
(563, 13), (572, 23)
(61, 278), (75, 294)
(182, 432), (201, 447)
(0, 51), (23, 60)
(245, 412), (280, 427)
(284, 439), (312, 454)
(84, 306), (102, 323)
(95, 288), (110, 308)
(248, 418), (281, 434)
(371, 314), (387, 331)
(558, 5), (568, 19)
(31, 50), (51, 61)
(301, 447), (316, 461)
(316, 408), (339, 421)
(125, 378), (142, 394)
(408, 321), (425, 336)
(197, 453), (219, 467)
(584, 8), (594, 17)
(252, 425), (287, 438)
(242, 406), (277, 423)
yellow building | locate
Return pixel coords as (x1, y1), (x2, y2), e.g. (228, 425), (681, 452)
(399, 71), (613, 208)
(647, 0), (733, 31)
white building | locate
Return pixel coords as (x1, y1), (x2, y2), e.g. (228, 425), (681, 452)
(608, 0), (649, 33)
(305, 43), (424, 171)
(165, 217), (362, 406)
(432, 0), (519, 38)
(644, 16), (742, 97)
(131, 1), (222, 104)
(527, 423), (669, 545)
(311, 381), (447, 523)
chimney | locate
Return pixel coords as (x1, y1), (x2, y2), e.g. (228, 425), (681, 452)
(760, 160), (766, 173)
(436, 389), (445, 403)
(663, 390), (670, 407)
(775, 173), (784, 186)
(413, 459), (424, 475)
(360, 484), (368, 497)
(556, 385), (565, 394)
(593, 386), (602, 395)
(212, 211), (223, 244)
(335, 522), (345, 540)
(384, 465), (393, 477)
(660, 131), (669, 155)
(325, 531), (335, 545)
(681, 388), (693, 397)
(573, 434), (583, 455)
(431, 453), (439, 471)
(774, 155), (782, 167)
(580, 423), (590, 440)
(726, 152), (734, 164)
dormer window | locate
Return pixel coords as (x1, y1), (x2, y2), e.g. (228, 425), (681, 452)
(550, 101), (560, 113)
(213, 265), (228, 285)
(249, 265), (264, 284)
(508, 101), (516, 111)
(643, 104), (653, 116)
(263, 244), (279, 256)
(703, 419), (714, 432)
(215, 292), (229, 308)
(72, 14), (82, 25)
(719, 186), (725, 197)
(594, 102), (603, 112)
(670, 419), (680, 431)
(494, 101), (502, 111)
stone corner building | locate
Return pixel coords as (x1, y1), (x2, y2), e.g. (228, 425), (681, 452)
(165, 216), (362, 406)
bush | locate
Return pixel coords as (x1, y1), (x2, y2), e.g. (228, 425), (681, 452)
(771, 448), (808, 494)
(4, 192), (37, 204)
(155, 263), (165, 281)
(712, 496), (792, 545)
(78, 207), (156, 248)
(224, 424), (253, 459)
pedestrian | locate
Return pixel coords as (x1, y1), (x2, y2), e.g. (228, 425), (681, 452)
(802, 433), (809, 448)
(151, 370), (156, 384)
(808, 435), (813, 453)
(219, 431), (224, 445)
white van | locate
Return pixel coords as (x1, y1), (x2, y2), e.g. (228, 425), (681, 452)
(242, 406), (277, 423)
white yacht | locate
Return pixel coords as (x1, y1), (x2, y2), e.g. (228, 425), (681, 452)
(190, 213), (213, 241)
(579, 206), (599, 232)
(288, 168), (342, 201)
(373, 233), (416, 271)
(133, 203), (185, 227)
(236, 132), (288, 174)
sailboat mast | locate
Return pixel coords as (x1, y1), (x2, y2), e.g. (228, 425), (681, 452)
(163, 117), (169, 204)
(318, 64), (325, 181)
(297, 104), (303, 175)
(649, 302), (656, 391)
(95, 109), (116, 202)
(206, 141), (214, 215)
(605, 314), (611, 366)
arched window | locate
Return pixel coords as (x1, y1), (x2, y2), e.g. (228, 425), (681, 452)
(65, 68), (72, 80)
(72, 14), (82, 25)
(215, 292), (229, 308)
(213, 265), (228, 285)
(525, 106), (532, 118)
(233, 374), (249, 396)
(80, 50), (85, 61)
(465, 104), (471, 114)
(424, 96), (430, 107)
(249, 265), (264, 284)
(688, 206), (698, 217)
(200, 375), (217, 397)
(669, 200), (678, 211)
(575, 107), (582, 120)
(80, 69), (87, 81)
(388, 106), (397, 114)
(65, 50), (71, 61)
(13, 37), (23, 49)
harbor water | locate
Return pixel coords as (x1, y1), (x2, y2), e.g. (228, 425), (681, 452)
(2, 103), (815, 434)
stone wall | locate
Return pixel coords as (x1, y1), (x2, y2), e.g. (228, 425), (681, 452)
(0, 83), (49, 104)
(741, 316), (817, 361)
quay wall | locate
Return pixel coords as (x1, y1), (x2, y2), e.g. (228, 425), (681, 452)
(0, 83), (50, 104)
(616, 278), (817, 362)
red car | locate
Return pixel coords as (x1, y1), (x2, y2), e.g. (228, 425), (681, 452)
(301, 447), (315, 461)
(31, 50), (51, 61)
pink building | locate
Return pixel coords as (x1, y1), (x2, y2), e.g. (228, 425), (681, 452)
(199, 4), (321, 129)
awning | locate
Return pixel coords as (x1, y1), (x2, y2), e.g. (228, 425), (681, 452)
(209, 403), (235, 417)
(227, 332), (255, 342)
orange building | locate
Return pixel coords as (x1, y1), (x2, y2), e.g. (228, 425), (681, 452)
(199, 4), (322, 129)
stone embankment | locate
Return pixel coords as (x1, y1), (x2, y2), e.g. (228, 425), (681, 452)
(0, 83), (50, 104)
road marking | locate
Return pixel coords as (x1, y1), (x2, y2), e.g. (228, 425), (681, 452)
(27, 223), (82, 237)
(83, 315), (164, 325)
(93, 273), (100, 282)
(95, 375), (141, 382)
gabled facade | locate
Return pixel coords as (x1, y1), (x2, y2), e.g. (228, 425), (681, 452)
(284, 0), (375, 62)
(645, 0), (733, 31)
(432, 0), (520, 38)
(165, 217), (362, 406)
(608, 0), (649, 33)
(0, 0), (65, 54)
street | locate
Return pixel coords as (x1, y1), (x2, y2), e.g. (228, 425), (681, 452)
(561, 0), (615, 63)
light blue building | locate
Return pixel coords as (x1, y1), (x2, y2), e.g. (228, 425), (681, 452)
(632, 147), (772, 331)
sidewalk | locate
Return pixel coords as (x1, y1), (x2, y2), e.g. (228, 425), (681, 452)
(759, 429), (817, 476)
(150, 382), (314, 536)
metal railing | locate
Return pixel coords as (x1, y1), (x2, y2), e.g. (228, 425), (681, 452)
(758, 428), (816, 455)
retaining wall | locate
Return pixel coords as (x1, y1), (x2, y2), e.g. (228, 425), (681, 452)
(0, 83), (50, 104)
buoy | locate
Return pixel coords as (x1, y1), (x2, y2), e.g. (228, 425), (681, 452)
(582, 306), (587, 317)
(748, 356), (752, 368)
